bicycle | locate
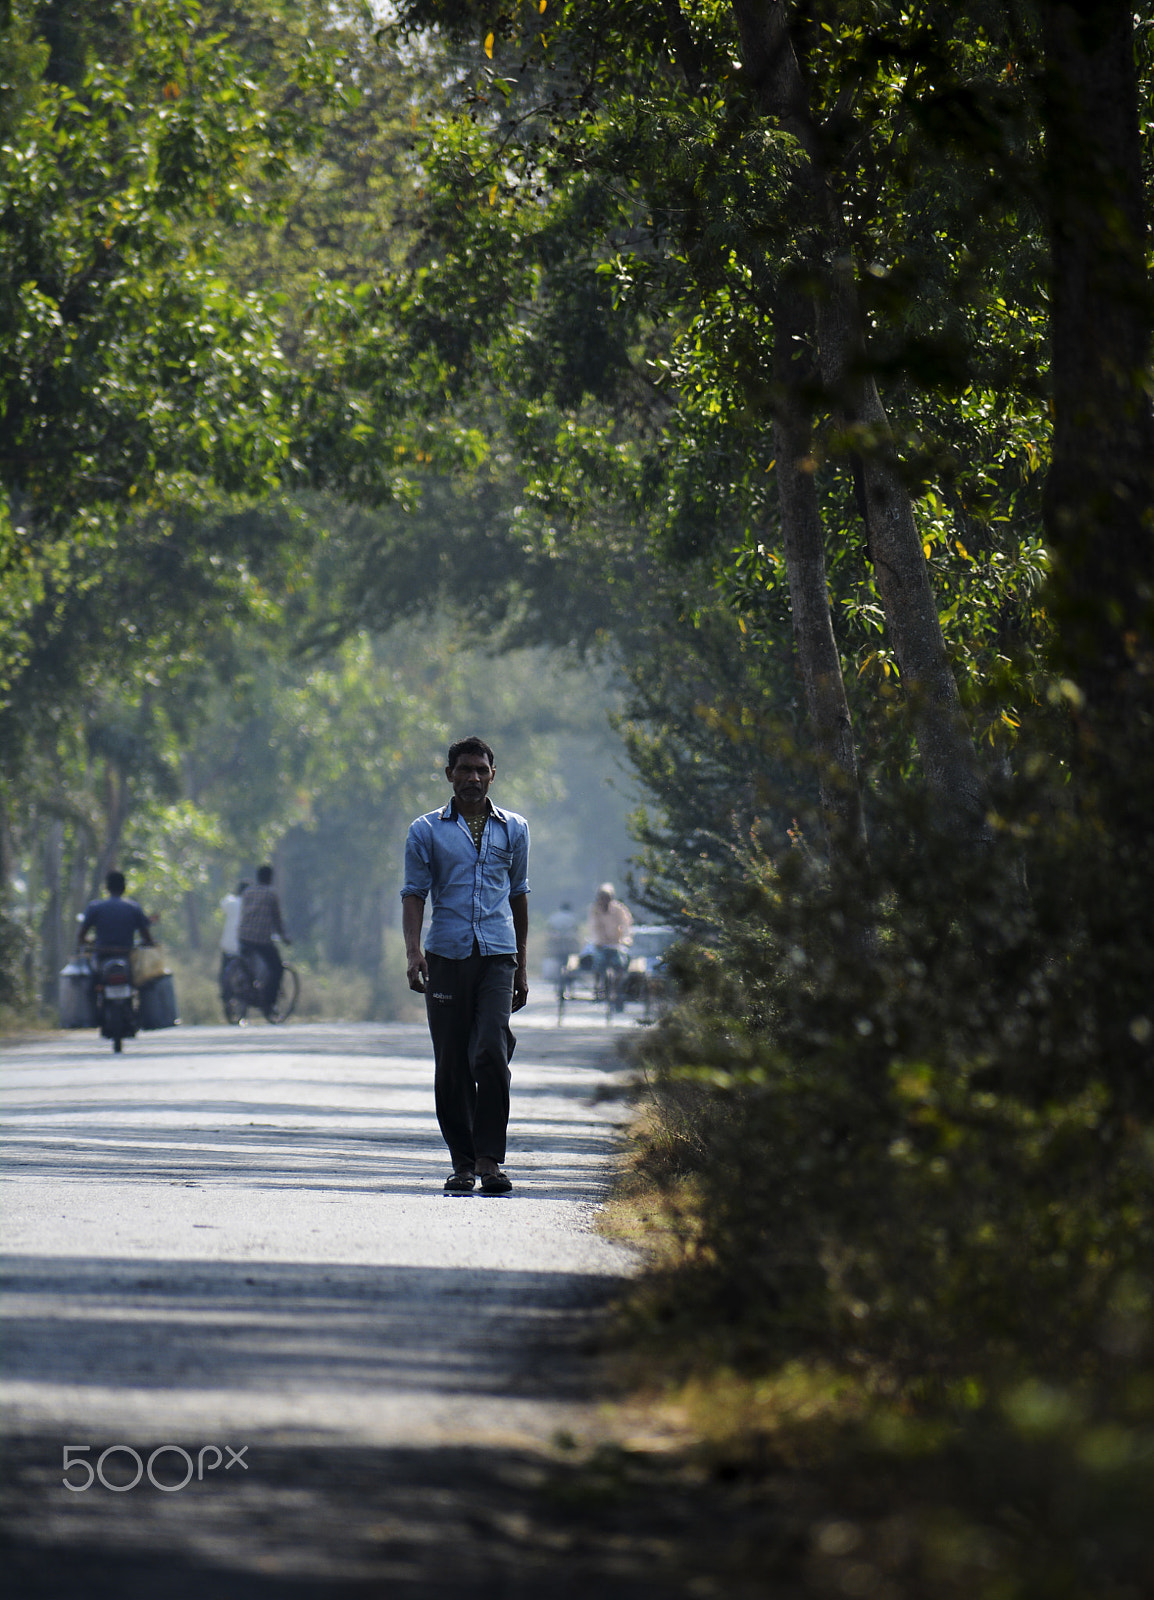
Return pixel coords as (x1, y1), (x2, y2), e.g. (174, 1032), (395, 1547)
(601, 958), (624, 1021)
(221, 950), (299, 1025)
(588, 944), (629, 1022)
(553, 947), (629, 1024)
(555, 952), (580, 1023)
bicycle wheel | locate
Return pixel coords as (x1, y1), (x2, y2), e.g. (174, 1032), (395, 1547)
(267, 964), (299, 1024)
(605, 957), (627, 1021)
(222, 958), (249, 1025)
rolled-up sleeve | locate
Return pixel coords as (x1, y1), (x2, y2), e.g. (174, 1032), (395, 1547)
(509, 820), (530, 899)
(401, 818), (432, 902)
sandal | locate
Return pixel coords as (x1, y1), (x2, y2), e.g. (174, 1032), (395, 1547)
(444, 1167), (476, 1194)
(479, 1170), (512, 1195)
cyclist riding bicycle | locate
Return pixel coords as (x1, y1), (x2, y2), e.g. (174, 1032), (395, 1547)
(237, 865), (292, 1019)
(588, 882), (633, 1012)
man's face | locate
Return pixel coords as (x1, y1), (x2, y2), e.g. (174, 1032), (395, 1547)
(446, 750), (495, 811)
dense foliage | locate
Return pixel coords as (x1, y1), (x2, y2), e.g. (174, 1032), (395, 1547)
(2, 6), (1153, 1583)
(345, 5), (1154, 1587)
(0, 0), (633, 1011)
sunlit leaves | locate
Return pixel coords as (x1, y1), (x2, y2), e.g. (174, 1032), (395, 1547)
(0, 1), (305, 527)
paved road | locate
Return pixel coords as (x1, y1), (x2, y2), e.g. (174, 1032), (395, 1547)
(1, 1006), (717, 1599)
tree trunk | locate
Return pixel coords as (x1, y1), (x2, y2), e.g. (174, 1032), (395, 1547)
(730, 0), (988, 835)
(92, 760), (131, 895)
(39, 818), (64, 1004)
(772, 284), (867, 855)
(184, 890), (202, 952)
(817, 265), (988, 828)
(0, 782), (10, 901)
(1039, 1), (1154, 707)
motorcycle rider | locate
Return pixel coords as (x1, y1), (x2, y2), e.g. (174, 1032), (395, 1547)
(77, 870), (155, 956)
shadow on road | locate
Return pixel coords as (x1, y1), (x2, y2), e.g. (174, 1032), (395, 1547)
(0, 1108), (626, 1197)
(2, 1429), (782, 1600)
(1, 1022), (694, 1598)
(0, 1254), (619, 1398)
(3, 1257), (781, 1598)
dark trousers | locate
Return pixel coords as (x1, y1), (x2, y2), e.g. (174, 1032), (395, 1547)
(240, 940), (282, 1012)
(425, 949), (516, 1170)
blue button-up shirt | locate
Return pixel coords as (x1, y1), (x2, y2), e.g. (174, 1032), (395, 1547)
(79, 895), (151, 950)
(401, 801), (530, 959)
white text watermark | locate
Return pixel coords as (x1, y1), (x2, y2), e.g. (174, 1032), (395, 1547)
(62, 1444), (249, 1492)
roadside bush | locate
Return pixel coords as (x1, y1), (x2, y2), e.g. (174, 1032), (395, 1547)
(630, 754), (1154, 1389)
(0, 910), (35, 1014)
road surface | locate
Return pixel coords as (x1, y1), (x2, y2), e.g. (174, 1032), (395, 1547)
(1, 1005), (720, 1599)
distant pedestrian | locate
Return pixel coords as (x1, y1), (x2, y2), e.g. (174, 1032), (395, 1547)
(219, 880), (249, 984)
(238, 866), (291, 1019)
(544, 902), (580, 971)
(402, 736), (530, 1195)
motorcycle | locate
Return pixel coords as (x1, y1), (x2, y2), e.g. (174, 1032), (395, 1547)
(59, 922), (178, 1049)
(94, 949), (138, 1053)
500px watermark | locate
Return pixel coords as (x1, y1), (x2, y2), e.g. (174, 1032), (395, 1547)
(62, 1444), (249, 1492)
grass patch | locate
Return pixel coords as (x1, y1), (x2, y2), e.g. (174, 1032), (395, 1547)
(162, 949), (426, 1025)
(0, 1000), (55, 1038)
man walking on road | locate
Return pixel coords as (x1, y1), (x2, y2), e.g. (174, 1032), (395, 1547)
(402, 736), (530, 1195)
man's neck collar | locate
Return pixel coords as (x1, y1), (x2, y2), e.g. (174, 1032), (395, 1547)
(449, 797), (495, 820)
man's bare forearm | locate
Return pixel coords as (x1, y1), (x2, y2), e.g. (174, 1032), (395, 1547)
(511, 894), (528, 963)
(402, 895), (424, 953)
(511, 893), (529, 1010)
(402, 896), (428, 992)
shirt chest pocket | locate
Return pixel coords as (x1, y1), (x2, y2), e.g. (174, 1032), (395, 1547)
(486, 845), (513, 867)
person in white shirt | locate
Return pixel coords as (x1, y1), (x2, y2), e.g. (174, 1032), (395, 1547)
(219, 881), (248, 984)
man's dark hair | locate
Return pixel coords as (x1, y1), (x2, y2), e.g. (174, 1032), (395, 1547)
(447, 736), (495, 769)
(105, 870), (126, 896)
(256, 864), (274, 885)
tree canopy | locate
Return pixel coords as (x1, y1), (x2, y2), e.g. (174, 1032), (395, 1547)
(2, 15), (1154, 1554)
